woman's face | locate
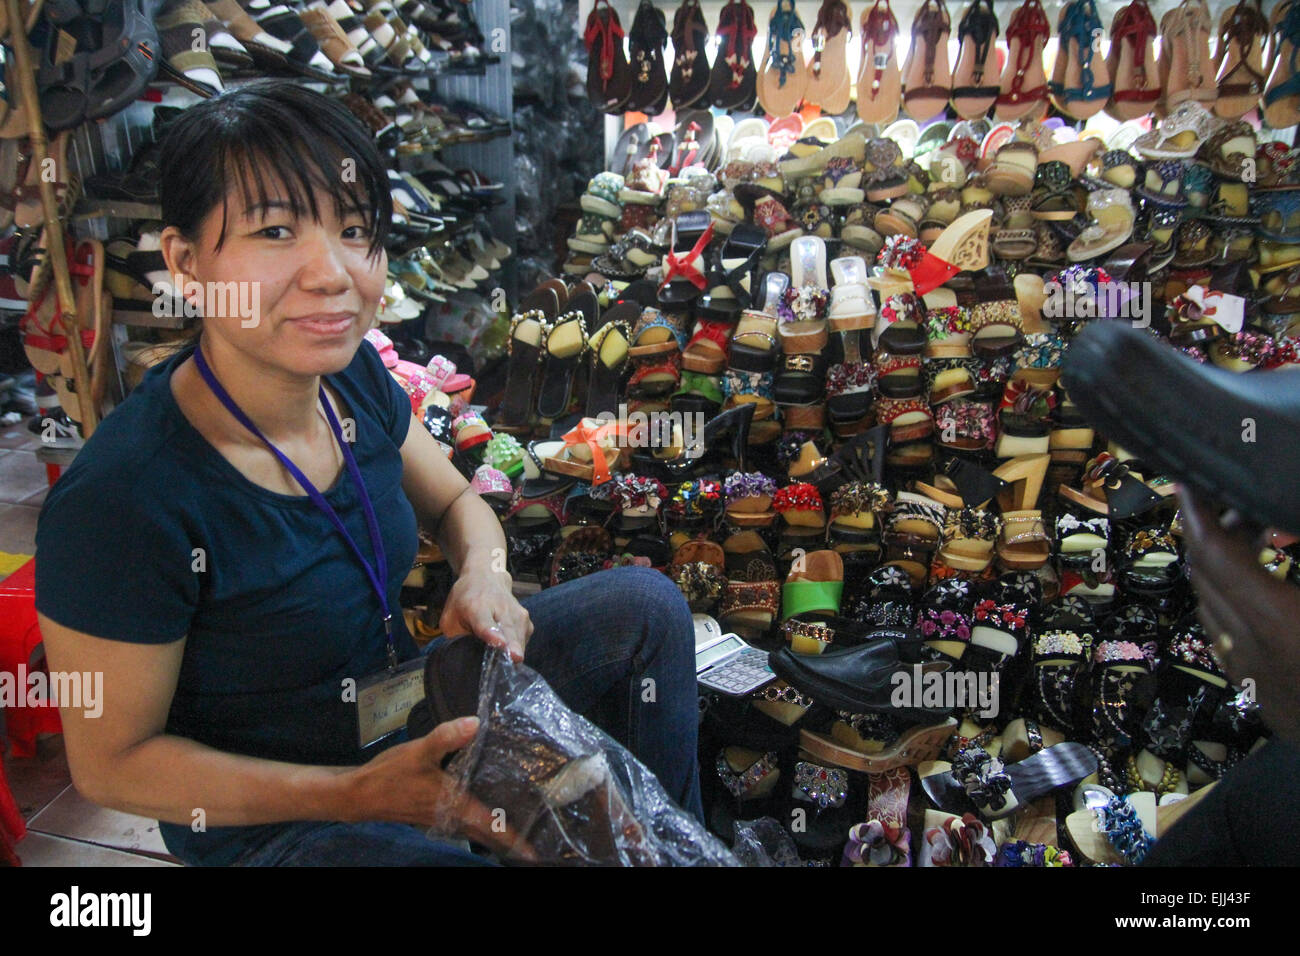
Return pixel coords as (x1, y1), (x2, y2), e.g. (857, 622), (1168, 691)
(165, 161), (387, 378)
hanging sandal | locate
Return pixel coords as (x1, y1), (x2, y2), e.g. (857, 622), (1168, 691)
(804, 0), (853, 113)
(950, 0), (1000, 119)
(584, 0), (633, 113)
(995, 0), (1049, 120)
(1057, 0), (1113, 120)
(857, 0), (902, 124)
(901, 0), (952, 122)
(1104, 0), (1160, 121)
(708, 0), (758, 110)
(39, 0), (166, 131)
(1160, 0), (1218, 112)
(758, 0), (809, 115)
(627, 0), (670, 114)
(1263, 0), (1300, 129)
(669, 0), (712, 108)
(1213, 0), (1268, 120)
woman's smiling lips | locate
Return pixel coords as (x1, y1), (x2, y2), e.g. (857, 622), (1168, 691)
(289, 312), (356, 336)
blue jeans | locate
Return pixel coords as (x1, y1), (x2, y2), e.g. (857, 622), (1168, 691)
(233, 566), (702, 866)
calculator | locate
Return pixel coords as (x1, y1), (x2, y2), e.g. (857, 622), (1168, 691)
(696, 631), (775, 697)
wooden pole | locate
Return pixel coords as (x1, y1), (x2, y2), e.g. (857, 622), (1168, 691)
(6, 0), (98, 435)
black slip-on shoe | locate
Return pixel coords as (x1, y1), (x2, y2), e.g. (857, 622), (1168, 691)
(769, 636), (952, 720)
(1062, 320), (1300, 534)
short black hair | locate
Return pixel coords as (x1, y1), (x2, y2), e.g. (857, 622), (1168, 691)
(158, 80), (392, 260)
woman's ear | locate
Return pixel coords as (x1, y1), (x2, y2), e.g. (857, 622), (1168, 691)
(158, 226), (197, 299)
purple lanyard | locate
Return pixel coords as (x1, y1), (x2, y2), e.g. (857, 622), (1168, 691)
(192, 343), (398, 671)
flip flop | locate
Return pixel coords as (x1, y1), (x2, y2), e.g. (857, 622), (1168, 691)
(901, 0), (952, 122)
(708, 0), (759, 110)
(950, 0), (1000, 119)
(856, 0), (901, 124)
(626, 0), (670, 115)
(758, 0), (809, 116)
(804, 0), (853, 114)
(584, 0), (633, 114)
(669, 0), (712, 109)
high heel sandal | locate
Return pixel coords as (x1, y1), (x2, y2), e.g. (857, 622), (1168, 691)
(665, 401), (756, 478)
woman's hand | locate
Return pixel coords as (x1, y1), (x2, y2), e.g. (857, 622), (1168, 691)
(439, 568), (532, 661)
(1180, 488), (1300, 748)
(344, 716), (534, 860)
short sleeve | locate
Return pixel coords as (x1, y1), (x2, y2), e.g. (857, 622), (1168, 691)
(354, 337), (412, 448)
(34, 468), (200, 644)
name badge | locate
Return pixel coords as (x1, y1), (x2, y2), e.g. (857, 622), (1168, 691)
(356, 658), (426, 749)
(873, 53), (889, 70)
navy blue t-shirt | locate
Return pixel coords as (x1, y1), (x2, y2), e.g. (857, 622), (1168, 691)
(34, 339), (422, 865)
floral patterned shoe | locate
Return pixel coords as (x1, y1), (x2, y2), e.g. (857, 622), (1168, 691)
(843, 767), (912, 867)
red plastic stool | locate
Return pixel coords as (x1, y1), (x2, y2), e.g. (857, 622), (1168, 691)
(0, 754), (25, 865)
(0, 559), (63, 759)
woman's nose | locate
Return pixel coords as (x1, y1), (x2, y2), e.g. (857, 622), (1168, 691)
(297, 230), (353, 292)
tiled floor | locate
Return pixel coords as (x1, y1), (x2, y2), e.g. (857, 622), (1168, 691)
(1, 415), (177, 867)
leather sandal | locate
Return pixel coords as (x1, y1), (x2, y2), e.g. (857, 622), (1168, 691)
(951, 0), (1000, 119)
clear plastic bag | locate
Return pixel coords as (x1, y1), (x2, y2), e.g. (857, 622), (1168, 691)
(433, 648), (738, 866)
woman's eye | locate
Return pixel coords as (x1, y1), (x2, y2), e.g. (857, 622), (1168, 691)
(342, 224), (371, 240)
(257, 225), (290, 239)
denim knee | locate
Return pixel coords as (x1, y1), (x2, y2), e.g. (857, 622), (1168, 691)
(604, 565), (694, 649)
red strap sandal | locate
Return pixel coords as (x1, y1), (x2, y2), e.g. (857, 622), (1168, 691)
(998, 0), (1049, 108)
(1111, 0), (1160, 105)
(682, 318), (733, 373)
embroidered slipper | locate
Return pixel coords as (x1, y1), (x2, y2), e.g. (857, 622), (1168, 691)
(669, 0), (712, 108)
(950, 0), (1000, 119)
(709, 0), (759, 110)
(758, 0), (809, 115)
(804, 0), (853, 113)
(627, 306), (687, 359)
(1067, 187), (1136, 261)
(626, 0), (670, 115)
(857, 0), (902, 124)
(995, 0), (1048, 121)
(584, 0), (633, 114)
(535, 310), (589, 419)
(1104, 0), (1160, 121)
(1213, 0), (1269, 119)
(584, 303), (636, 417)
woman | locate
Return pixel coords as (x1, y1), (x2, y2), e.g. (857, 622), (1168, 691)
(33, 80), (701, 866)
